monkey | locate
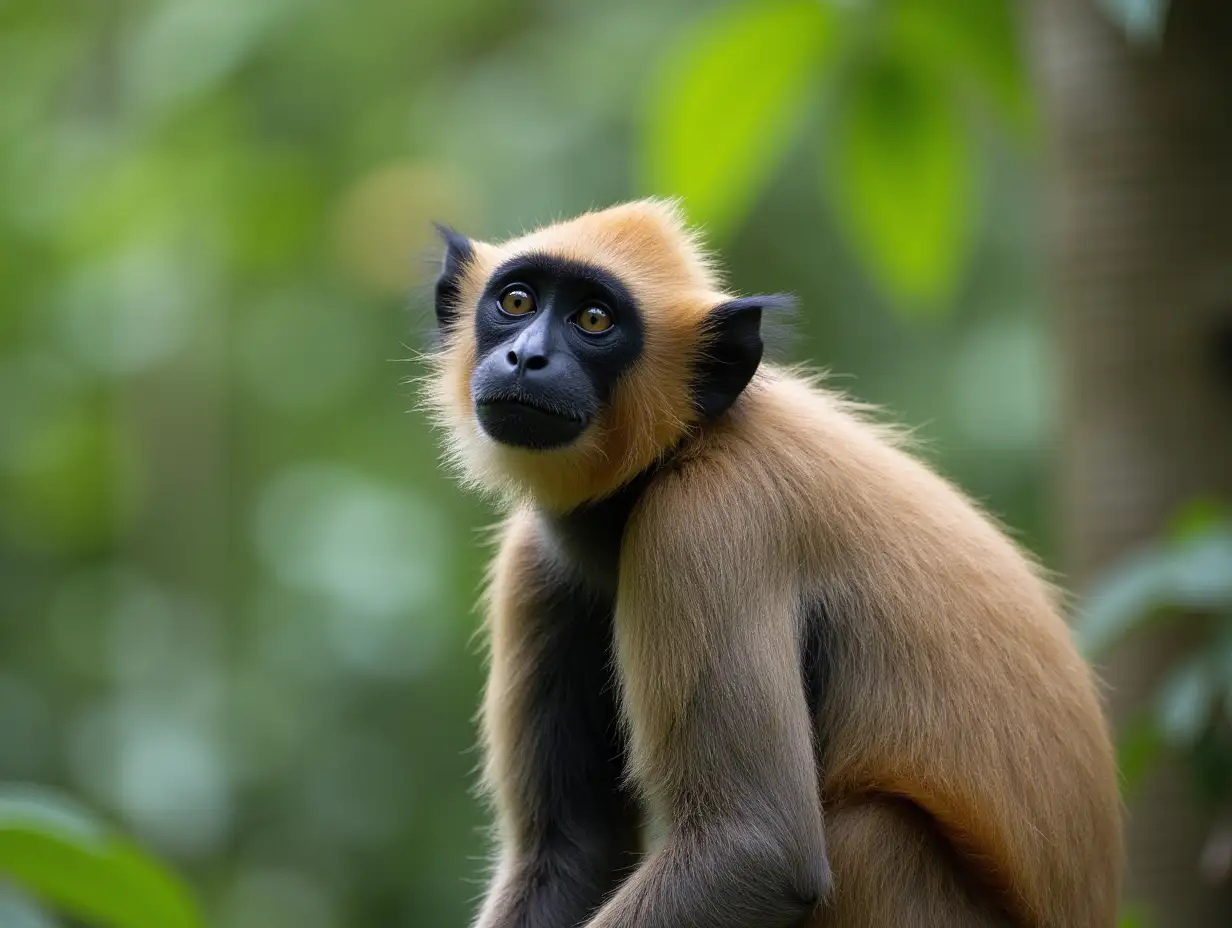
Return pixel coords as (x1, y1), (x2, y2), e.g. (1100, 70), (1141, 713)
(424, 199), (1123, 928)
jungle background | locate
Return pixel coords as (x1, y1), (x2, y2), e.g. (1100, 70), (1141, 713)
(1, 0), (1229, 926)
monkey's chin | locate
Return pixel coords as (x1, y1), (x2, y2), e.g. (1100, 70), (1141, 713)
(474, 400), (590, 451)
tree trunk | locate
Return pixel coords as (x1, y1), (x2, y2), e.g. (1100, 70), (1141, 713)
(1024, 0), (1232, 924)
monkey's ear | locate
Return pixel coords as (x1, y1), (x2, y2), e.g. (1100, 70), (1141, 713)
(433, 224), (475, 329)
(693, 294), (794, 421)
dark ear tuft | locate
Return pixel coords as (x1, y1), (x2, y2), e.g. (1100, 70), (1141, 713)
(433, 223), (474, 329)
(693, 294), (795, 421)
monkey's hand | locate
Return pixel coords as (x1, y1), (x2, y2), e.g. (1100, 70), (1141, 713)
(583, 820), (828, 928)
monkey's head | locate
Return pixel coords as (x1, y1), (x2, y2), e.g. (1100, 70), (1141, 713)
(426, 199), (790, 510)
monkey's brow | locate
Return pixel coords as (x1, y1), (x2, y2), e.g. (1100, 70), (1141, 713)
(487, 251), (637, 303)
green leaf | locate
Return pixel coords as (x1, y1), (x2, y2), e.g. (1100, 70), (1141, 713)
(0, 784), (201, 928)
(824, 55), (975, 313)
(1077, 520), (1232, 656)
(1075, 547), (1169, 655)
(0, 786), (104, 840)
(0, 887), (59, 928)
(889, 0), (1032, 132)
(642, 0), (837, 239)
(1165, 526), (1232, 608)
(1155, 656), (1217, 747)
(1095, 0), (1171, 45)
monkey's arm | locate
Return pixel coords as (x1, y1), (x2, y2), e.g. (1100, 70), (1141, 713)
(585, 509), (829, 928)
(474, 512), (640, 928)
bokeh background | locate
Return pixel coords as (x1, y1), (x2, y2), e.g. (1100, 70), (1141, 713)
(1, 1), (1229, 926)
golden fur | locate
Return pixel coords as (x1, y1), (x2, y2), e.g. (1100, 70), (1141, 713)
(620, 374), (1122, 926)
(429, 200), (1124, 927)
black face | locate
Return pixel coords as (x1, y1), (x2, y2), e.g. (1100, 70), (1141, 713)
(435, 224), (789, 450)
(464, 253), (645, 450)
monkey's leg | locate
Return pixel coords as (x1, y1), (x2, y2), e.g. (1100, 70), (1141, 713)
(811, 799), (1014, 928)
(474, 516), (641, 928)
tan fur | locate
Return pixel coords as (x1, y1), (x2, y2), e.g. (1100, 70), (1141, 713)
(810, 799), (1012, 926)
(433, 201), (1123, 928)
(620, 374), (1122, 926)
(478, 508), (551, 851)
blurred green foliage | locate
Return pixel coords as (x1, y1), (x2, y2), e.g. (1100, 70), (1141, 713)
(1077, 504), (1232, 869)
(643, 1), (836, 244)
(644, 0), (1028, 309)
(1, 0), (1062, 925)
(0, 783), (200, 928)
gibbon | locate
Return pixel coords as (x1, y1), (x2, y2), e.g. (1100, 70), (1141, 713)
(425, 199), (1122, 928)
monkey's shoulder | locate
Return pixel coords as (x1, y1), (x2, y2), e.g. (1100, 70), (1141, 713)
(490, 453), (756, 605)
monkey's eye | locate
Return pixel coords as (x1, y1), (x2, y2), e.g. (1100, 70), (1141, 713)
(574, 305), (613, 334)
(499, 286), (536, 317)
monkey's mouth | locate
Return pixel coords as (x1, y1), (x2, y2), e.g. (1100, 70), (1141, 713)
(474, 396), (590, 451)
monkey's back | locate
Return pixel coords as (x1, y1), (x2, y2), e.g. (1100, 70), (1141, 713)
(645, 366), (1123, 927)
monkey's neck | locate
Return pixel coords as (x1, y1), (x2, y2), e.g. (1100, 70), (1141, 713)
(539, 461), (662, 597)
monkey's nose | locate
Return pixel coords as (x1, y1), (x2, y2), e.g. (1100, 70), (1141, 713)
(505, 349), (548, 374)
